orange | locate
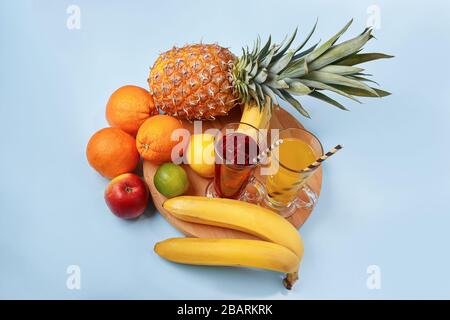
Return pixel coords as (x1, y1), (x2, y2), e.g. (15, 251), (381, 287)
(86, 128), (140, 179)
(106, 85), (158, 136)
(136, 115), (185, 164)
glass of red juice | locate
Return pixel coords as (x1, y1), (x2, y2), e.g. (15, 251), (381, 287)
(205, 123), (261, 199)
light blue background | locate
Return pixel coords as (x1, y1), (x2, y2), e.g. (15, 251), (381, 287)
(1, 0), (449, 299)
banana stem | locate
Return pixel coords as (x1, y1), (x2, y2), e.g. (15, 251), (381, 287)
(239, 97), (273, 131)
(237, 97), (273, 145)
(283, 271), (298, 290)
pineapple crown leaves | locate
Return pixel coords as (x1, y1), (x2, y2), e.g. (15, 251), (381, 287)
(230, 19), (394, 118)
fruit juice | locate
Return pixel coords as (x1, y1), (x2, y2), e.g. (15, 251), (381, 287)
(214, 132), (258, 199)
(266, 138), (316, 205)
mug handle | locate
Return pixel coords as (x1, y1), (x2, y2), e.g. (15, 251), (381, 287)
(239, 176), (265, 204)
(294, 183), (318, 209)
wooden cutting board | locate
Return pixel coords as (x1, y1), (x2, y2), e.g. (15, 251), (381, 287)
(143, 107), (322, 239)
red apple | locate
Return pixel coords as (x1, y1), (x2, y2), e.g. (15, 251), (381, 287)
(104, 173), (149, 219)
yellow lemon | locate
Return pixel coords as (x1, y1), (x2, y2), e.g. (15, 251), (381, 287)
(186, 133), (215, 178)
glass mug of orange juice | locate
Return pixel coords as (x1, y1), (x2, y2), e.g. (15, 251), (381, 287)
(263, 128), (323, 217)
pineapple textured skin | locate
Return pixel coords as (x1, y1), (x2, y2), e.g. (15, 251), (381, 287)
(148, 44), (239, 120)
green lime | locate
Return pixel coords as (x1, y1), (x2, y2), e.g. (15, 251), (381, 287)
(154, 163), (189, 198)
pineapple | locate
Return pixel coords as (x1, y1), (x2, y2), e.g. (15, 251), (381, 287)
(149, 44), (238, 120)
(148, 20), (392, 123)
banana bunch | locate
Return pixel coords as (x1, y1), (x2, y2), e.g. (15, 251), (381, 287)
(154, 196), (304, 289)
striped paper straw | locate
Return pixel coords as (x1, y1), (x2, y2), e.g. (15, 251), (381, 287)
(301, 144), (343, 173)
(252, 139), (284, 164)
